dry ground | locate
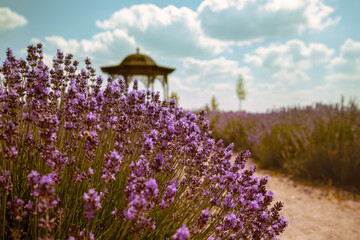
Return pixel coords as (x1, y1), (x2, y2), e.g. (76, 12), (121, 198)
(253, 166), (360, 240)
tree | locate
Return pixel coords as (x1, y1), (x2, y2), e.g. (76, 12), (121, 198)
(236, 74), (246, 111)
(210, 95), (219, 111)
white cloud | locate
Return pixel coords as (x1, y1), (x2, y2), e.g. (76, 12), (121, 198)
(183, 57), (253, 84)
(96, 4), (229, 58)
(44, 29), (136, 65)
(326, 39), (360, 82)
(172, 57), (253, 110)
(0, 7), (27, 31)
(197, 0), (340, 41)
(262, 0), (305, 11)
(272, 69), (310, 84)
(303, 0), (340, 30)
(38, 1), (339, 75)
(30, 37), (42, 45)
(170, 76), (202, 93)
(210, 82), (234, 91)
(39, 3), (232, 72)
(245, 39), (334, 84)
(244, 39), (360, 112)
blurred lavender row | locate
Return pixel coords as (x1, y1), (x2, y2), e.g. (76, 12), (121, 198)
(207, 100), (360, 192)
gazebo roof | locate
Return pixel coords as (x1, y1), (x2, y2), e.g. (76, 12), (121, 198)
(101, 48), (175, 76)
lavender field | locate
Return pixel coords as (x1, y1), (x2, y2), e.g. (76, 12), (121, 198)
(207, 100), (360, 193)
(0, 45), (288, 239)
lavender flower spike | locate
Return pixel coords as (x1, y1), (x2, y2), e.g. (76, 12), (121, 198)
(172, 224), (190, 240)
(83, 189), (102, 220)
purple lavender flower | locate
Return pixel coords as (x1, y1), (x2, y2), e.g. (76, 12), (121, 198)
(0, 170), (12, 194)
(123, 195), (147, 221)
(85, 111), (97, 125)
(44, 148), (69, 174)
(142, 136), (154, 155)
(83, 189), (102, 220)
(196, 208), (211, 229)
(223, 193), (235, 209)
(38, 174), (56, 198)
(151, 153), (164, 171)
(249, 200), (260, 210)
(128, 155), (150, 179)
(172, 224), (190, 240)
(223, 213), (237, 231)
(27, 170), (40, 197)
(111, 208), (117, 216)
(79, 228), (94, 240)
(261, 211), (269, 220)
(160, 180), (178, 208)
(7, 196), (26, 221)
(31, 173), (59, 215)
(101, 150), (123, 183)
(144, 178), (158, 198)
(24, 200), (34, 212)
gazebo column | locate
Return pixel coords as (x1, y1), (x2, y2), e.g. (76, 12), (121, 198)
(123, 75), (128, 85)
(146, 75), (151, 89)
(164, 74), (169, 101)
(125, 75), (132, 88)
(150, 75), (155, 91)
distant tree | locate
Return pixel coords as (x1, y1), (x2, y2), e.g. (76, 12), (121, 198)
(170, 91), (179, 105)
(236, 74), (246, 111)
(210, 95), (219, 111)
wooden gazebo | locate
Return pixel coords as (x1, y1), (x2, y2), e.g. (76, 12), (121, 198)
(101, 48), (175, 101)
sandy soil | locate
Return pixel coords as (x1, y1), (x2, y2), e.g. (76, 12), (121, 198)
(254, 167), (360, 240)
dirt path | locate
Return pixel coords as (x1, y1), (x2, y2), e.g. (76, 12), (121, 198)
(254, 168), (360, 240)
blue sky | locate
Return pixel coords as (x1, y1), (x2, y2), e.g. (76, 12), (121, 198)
(1, 0), (359, 112)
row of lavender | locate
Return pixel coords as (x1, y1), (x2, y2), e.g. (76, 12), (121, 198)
(208, 100), (360, 192)
(0, 44), (287, 239)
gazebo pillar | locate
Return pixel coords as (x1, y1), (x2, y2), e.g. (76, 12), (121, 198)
(149, 75), (155, 91)
(164, 74), (169, 101)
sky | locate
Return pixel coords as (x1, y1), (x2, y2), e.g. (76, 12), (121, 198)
(0, 0), (359, 112)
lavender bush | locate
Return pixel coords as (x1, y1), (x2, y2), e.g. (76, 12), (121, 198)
(208, 101), (360, 192)
(0, 44), (287, 239)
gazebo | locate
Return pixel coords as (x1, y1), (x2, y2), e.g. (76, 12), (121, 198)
(101, 48), (175, 101)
